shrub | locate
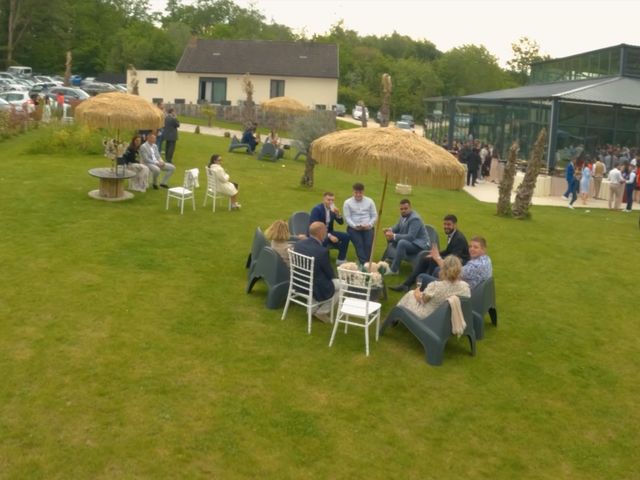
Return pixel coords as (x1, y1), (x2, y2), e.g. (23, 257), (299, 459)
(26, 122), (104, 155)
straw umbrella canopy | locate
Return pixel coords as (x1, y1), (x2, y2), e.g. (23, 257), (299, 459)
(310, 127), (465, 263)
(75, 92), (164, 131)
(261, 96), (308, 114)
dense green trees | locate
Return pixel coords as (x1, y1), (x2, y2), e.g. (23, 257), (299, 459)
(0, 0), (529, 119)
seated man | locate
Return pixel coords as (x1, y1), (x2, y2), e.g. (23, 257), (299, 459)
(309, 192), (350, 266)
(343, 182), (377, 264)
(138, 133), (175, 189)
(383, 199), (429, 274)
(241, 123), (259, 153)
(293, 221), (340, 323)
(416, 236), (492, 290)
(390, 214), (469, 292)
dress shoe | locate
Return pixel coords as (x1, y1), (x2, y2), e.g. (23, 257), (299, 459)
(152, 184), (159, 190)
(314, 312), (331, 323)
(389, 284), (409, 293)
(160, 184), (169, 188)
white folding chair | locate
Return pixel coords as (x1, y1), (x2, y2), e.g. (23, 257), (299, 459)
(282, 249), (335, 334)
(329, 268), (382, 356)
(166, 168), (197, 214)
(203, 166), (232, 212)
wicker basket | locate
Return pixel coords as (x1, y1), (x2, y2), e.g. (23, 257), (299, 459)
(395, 183), (412, 195)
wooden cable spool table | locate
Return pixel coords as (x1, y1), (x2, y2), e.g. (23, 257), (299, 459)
(88, 167), (136, 201)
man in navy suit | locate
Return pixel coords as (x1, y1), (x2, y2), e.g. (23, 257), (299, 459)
(293, 221), (340, 323)
(390, 214), (469, 292)
(309, 192), (350, 266)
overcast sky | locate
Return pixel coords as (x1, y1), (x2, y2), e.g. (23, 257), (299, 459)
(148, 0), (640, 66)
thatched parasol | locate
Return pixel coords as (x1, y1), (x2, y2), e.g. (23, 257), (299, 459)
(310, 127), (465, 263)
(75, 92), (164, 131)
(261, 96), (308, 114)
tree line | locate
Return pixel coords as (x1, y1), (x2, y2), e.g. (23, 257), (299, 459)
(0, 0), (546, 119)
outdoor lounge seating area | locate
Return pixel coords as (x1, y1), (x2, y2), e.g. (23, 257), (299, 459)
(3, 126), (639, 478)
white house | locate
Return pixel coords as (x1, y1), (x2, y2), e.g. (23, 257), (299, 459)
(129, 38), (339, 109)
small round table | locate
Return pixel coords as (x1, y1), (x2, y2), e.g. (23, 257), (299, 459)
(88, 167), (136, 201)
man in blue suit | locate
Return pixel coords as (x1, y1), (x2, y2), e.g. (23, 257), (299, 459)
(383, 199), (429, 274)
(293, 221), (340, 323)
(309, 192), (350, 266)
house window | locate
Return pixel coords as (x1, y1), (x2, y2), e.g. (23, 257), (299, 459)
(199, 77), (227, 104)
(146, 77), (158, 84)
(270, 79), (285, 98)
(174, 98), (185, 104)
(152, 98), (163, 104)
(315, 104), (326, 110)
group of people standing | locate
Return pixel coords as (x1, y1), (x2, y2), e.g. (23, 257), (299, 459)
(264, 185), (493, 324)
(454, 141), (502, 186)
(563, 156), (639, 211)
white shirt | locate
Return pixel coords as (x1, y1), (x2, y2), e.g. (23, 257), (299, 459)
(608, 168), (623, 184)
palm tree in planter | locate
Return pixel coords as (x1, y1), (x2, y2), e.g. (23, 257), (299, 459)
(379, 74), (392, 127)
(291, 113), (336, 187)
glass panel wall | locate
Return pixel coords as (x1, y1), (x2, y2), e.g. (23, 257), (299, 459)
(531, 46), (622, 83)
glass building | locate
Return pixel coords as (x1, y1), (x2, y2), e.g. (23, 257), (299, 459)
(424, 44), (640, 170)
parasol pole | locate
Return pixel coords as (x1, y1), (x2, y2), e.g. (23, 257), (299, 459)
(369, 172), (388, 268)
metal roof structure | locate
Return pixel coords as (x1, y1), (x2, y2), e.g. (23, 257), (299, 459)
(176, 38), (339, 79)
(457, 76), (640, 108)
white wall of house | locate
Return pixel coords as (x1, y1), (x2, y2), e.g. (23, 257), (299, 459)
(129, 70), (338, 109)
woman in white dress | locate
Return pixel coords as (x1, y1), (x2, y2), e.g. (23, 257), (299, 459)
(208, 154), (241, 209)
(397, 255), (470, 318)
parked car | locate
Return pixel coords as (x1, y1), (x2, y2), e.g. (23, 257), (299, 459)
(332, 103), (346, 116)
(399, 114), (415, 128)
(396, 120), (414, 132)
(0, 72), (17, 81)
(47, 86), (90, 104)
(0, 90), (33, 112)
(29, 82), (57, 97)
(7, 65), (32, 77)
(0, 97), (12, 112)
(83, 82), (117, 96)
(352, 105), (369, 120)
(114, 83), (127, 92)
(33, 75), (62, 85)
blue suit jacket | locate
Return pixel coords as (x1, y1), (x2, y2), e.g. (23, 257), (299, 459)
(309, 203), (344, 234)
(293, 237), (335, 301)
(390, 210), (429, 249)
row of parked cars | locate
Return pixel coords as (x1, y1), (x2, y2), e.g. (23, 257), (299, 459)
(332, 103), (416, 131)
(0, 69), (127, 113)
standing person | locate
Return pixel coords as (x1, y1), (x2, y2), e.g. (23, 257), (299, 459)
(293, 222), (341, 323)
(207, 154), (241, 209)
(155, 101), (166, 154)
(118, 135), (150, 192)
(41, 96), (52, 123)
(343, 183), (378, 264)
(562, 158), (576, 200)
(567, 159), (580, 209)
(592, 157), (606, 199)
(383, 199), (429, 275)
(390, 214), (470, 293)
(607, 163), (625, 210)
(309, 192), (350, 266)
(579, 162), (592, 205)
(466, 147), (481, 186)
(139, 133), (175, 189)
(623, 164), (637, 212)
(163, 107), (180, 164)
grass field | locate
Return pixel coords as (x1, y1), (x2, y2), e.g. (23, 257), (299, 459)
(0, 127), (639, 479)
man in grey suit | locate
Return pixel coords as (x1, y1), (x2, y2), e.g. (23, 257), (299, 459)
(163, 108), (180, 164)
(139, 133), (175, 189)
(383, 199), (429, 274)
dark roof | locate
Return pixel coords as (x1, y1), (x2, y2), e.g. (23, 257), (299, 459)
(455, 76), (640, 108)
(176, 39), (339, 79)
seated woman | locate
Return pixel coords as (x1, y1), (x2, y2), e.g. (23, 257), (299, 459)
(266, 129), (285, 159)
(396, 255), (470, 318)
(118, 135), (149, 192)
(207, 154), (241, 209)
(264, 220), (293, 266)
(240, 123), (259, 152)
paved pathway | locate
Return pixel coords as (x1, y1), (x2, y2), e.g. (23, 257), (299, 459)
(463, 179), (635, 211)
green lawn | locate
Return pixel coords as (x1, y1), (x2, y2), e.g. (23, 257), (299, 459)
(1, 127), (639, 479)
